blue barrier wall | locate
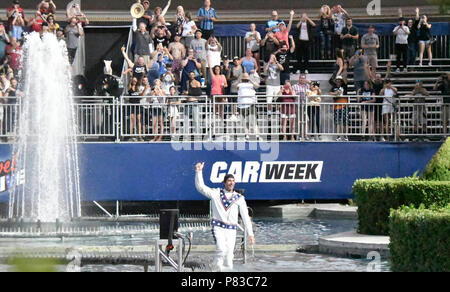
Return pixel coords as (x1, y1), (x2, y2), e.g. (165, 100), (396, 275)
(0, 142), (441, 202)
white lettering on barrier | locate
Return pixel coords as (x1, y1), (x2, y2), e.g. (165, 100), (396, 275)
(210, 161), (323, 184)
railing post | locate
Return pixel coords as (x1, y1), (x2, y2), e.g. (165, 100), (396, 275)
(115, 97), (120, 143)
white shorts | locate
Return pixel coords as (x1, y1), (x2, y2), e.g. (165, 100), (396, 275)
(266, 85), (281, 103)
(168, 105), (179, 118)
(382, 104), (394, 115)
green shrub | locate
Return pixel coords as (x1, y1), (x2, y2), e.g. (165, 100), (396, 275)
(389, 205), (450, 272)
(353, 178), (450, 235)
(421, 137), (450, 181)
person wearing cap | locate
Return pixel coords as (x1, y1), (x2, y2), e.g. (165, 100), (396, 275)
(194, 162), (255, 272)
(197, 0), (217, 40)
(329, 76), (348, 141)
(7, 0), (25, 32)
(361, 25), (379, 77)
(274, 10), (295, 49)
(265, 10), (283, 33)
(136, 0), (155, 29)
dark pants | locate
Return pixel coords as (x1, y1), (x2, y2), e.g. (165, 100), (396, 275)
(68, 48), (77, 65)
(395, 44), (408, 70)
(308, 106), (320, 134)
(201, 29), (214, 40)
(407, 43), (417, 66)
(343, 44), (356, 59)
(296, 40), (311, 72)
(319, 31), (333, 59)
(280, 72), (290, 86)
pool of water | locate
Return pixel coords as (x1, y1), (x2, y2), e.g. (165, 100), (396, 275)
(0, 217), (390, 272)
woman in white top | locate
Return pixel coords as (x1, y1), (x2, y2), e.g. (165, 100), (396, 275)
(393, 18), (410, 72)
(237, 73), (260, 140)
(161, 64), (175, 94)
(174, 5), (185, 36)
(181, 12), (197, 49)
(380, 80), (398, 140)
(167, 86), (181, 136)
(244, 23), (261, 73)
(151, 79), (166, 142)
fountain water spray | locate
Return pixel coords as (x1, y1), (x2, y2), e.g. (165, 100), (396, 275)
(8, 32), (81, 222)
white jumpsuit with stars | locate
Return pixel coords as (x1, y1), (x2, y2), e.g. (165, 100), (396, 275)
(195, 170), (254, 272)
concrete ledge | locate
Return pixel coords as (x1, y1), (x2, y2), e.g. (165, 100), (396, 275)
(254, 204), (358, 220)
(318, 231), (390, 258)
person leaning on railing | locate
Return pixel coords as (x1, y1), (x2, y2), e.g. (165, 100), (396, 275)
(167, 86), (181, 137)
(237, 73), (260, 141)
(306, 81), (322, 140)
(208, 55), (227, 119)
(329, 76), (348, 141)
(184, 71), (202, 138)
(126, 76), (143, 141)
(357, 80), (376, 140)
(149, 79), (166, 142)
(379, 79), (398, 142)
(280, 81), (296, 141)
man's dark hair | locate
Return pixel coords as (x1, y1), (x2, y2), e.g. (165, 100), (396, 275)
(223, 174), (235, 183)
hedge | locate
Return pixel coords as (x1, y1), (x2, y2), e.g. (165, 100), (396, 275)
(389, 205), (450, 272)
(421, 137), (450, 181)
(353, 178), (450, 235)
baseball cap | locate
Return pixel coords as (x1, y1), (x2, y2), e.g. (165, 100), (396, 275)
(13, 0), (20, 4)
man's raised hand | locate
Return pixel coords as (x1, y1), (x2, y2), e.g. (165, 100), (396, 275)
(195, 162), (205, 172)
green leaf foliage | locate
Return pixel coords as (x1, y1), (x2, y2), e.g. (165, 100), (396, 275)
(353, 178), (450, 235)
(389, 205), (450, 272)
(421, 138), (450, 181)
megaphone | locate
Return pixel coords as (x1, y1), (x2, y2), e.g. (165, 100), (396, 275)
(130, 3), (145, 19)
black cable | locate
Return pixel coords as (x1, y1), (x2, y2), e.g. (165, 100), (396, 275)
(174, 232), (192, 266)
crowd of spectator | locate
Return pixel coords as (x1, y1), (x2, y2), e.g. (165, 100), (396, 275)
(0, 0), (88, 122)
(119, 0), (450, 142)
(0, 0), (448, 142)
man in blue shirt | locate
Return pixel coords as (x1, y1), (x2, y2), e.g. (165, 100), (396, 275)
(266, 10), (284, 33)
(197, 0), (217, 40)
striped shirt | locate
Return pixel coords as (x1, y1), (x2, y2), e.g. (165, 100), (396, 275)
(292, 83), (310, 103)
(198, 7), (217, 30)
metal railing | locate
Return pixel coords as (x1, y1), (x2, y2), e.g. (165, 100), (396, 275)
(0, 95), (449, 142)
(0, 98), (20, 139)
(119, 96), (210, 141)
(74, 97), (116, 139)
(211, 95), (304, 141)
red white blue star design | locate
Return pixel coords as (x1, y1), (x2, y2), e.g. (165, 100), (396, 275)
(220, 190), (241, 211)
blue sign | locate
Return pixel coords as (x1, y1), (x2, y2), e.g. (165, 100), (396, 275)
(0, 142), (441, 202)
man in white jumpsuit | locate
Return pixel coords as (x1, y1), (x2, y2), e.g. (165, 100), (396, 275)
(195, 162), (255, 272)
